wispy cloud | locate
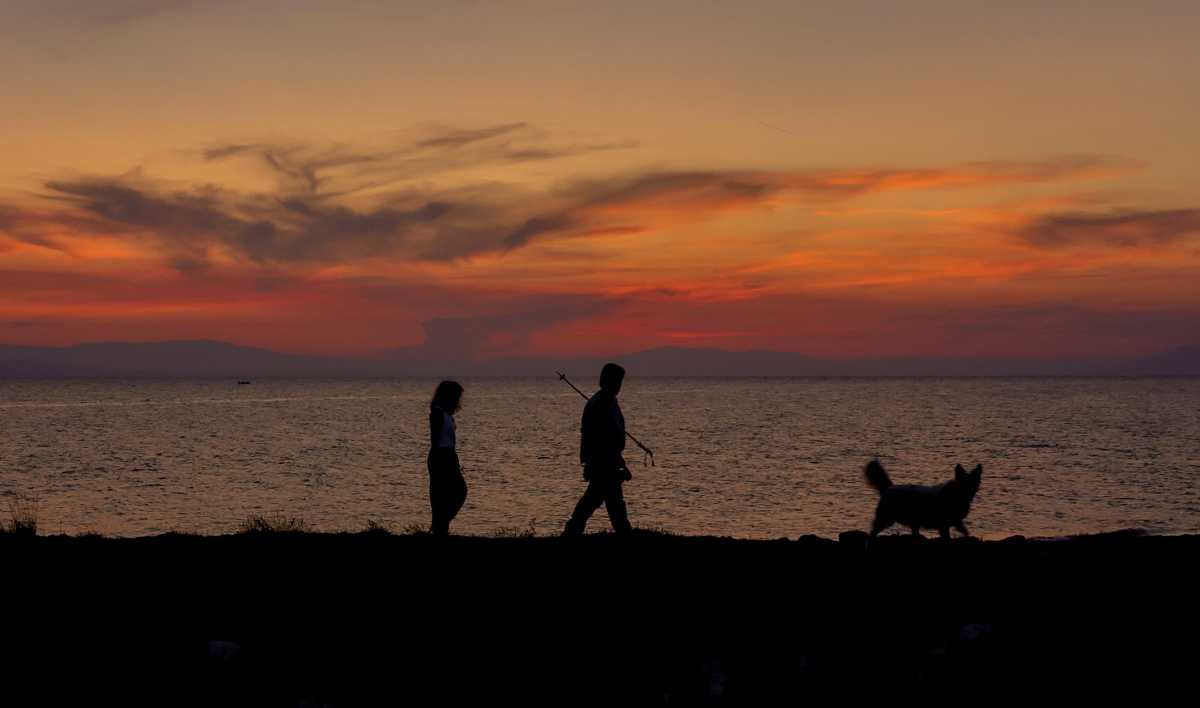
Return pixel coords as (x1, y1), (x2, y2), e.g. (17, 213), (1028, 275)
(0, 126), (1149, 273)
(35, 176), (471, 264)
(200, 123), (634, 199)
(415, 122), (529, 149)
(1017, 209), (1200, 249)
(553, 156), (1139, 218)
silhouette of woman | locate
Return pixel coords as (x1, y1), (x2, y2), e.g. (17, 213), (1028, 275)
(428, 380), (468, 535)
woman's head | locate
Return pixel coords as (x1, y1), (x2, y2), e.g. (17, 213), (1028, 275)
(431, 380), (464, 413)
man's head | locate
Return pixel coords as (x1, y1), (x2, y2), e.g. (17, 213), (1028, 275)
(599, 362), (625, 395)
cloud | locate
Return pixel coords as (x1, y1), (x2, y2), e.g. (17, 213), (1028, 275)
(0, 198), (123, 252)
(1, 134), (1146, 272)
(200, 123), (633, 199)
(536, 157), (1138, 235)
(44, 179), (240, 234)
(567, 171), (778, 215)
(503, 214), (574, 250)
(416, 122), (529, 149)
(204, 142), (383, 196)
(31, 177), (484, 265)
(39, 177), (249, 264)
(1017, 209), (1200, 249)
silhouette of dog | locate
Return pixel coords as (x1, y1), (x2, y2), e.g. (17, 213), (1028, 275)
(864, 459), (982, 541)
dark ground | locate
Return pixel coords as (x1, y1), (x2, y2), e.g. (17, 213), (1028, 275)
(2, 529), (1196, 705)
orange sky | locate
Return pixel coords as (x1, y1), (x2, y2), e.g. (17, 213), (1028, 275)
(2, 1), (1198, 358)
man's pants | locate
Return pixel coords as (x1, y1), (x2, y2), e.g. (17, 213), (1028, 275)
(564, 474), (631, 535)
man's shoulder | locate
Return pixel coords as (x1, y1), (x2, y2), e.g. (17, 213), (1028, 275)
(583, 392), (614, 418)
(585, 391), (611, 406)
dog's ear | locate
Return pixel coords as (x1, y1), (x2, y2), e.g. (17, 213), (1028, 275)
(972, 464), (983, 478)
(955, 464), (967, 482)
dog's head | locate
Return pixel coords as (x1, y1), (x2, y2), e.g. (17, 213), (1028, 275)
(953, 463), (983, 501)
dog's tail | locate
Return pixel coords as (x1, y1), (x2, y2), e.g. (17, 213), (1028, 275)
(864, 459), (892, 494)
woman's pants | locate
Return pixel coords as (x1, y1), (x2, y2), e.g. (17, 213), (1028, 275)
(428, 448), (467, 536)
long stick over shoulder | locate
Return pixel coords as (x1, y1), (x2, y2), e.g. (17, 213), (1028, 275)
(557, 371), (655, 466)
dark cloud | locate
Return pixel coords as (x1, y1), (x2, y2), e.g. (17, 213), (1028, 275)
(260, 145), (382, 195)
(2, 193), (133, 251)
(256, 200), (456, 262)
(168, 256), (211, 274)
(41, 178), (245, 265)
(37, 177), (490, 266)
(200, 142), (382, 196)
(416, 123), (528, 149)
(504, 214), (574, 250)
(556, 156), (1135, 214)
(45, 179), (240, 234)
(569, 171), (778, 211)
(25, 130), (654, 265)
(2, 141), (1149, 272)
(201, 124), (632, 199)
(201, 144), (258, 161)
(1017, 209), (1200, 248)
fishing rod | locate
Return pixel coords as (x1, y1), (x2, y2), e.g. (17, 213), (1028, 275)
(556, 371), (655, 466)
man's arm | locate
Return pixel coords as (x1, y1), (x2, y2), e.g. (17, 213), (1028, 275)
(580, 399), (594, 465)
(609, 402), (626, 453)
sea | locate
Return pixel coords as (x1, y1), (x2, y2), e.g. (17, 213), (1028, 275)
(2, 377), (1198, 538)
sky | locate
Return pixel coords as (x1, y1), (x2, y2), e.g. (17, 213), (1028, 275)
(2, 0), (1198, 359)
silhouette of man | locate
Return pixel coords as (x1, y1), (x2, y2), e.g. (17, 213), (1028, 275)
(563, 363), (633, 535)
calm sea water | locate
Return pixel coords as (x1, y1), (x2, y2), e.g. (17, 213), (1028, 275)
(2, 378), (1198, 538)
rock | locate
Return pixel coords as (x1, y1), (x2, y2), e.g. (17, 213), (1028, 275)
(959, 623), (993, 643)
(207, 640), (242, 662)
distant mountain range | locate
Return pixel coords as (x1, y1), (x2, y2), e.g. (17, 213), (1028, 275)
(1, 340), (1197, 377)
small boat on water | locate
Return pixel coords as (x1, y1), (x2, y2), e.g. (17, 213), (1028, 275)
(237, 380), (252, 385)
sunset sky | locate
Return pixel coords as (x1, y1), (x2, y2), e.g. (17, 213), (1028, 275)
(2, 0), (1198, 359)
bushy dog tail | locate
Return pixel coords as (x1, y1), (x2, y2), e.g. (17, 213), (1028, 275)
(864, 459), (892, 494)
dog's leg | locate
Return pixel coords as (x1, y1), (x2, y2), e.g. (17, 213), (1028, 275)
(954, 521), (970, 537)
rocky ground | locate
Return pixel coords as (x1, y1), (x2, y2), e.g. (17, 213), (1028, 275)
(2, 528), (1195, 705)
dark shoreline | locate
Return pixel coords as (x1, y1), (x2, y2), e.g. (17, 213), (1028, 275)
(4, 529), (1197, 705)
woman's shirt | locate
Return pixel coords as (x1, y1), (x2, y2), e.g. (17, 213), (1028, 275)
(429, 406), (456, 450)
